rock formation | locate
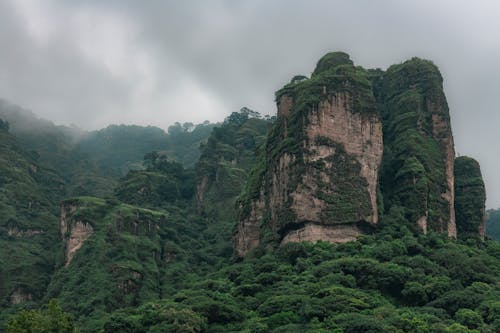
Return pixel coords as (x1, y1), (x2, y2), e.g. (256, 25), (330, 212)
(377, 58), (456, 237)
(60, 202), (94, 266)
(235, 52), (383, 256)
(454, 156), (487, 239)
(235, 52), (470, 256)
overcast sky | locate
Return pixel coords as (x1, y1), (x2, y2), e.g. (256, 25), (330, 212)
(0, 0), (499, 208)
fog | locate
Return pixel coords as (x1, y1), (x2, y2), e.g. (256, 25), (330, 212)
(0, 0), (498, 208)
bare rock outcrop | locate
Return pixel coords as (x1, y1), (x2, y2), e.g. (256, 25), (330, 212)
(10, 287), (33, 305)
(281, 223), (365, 244)
(7, 227), (44, 238)
(60, 203), (94, 266)
(235, 52), (383, 255)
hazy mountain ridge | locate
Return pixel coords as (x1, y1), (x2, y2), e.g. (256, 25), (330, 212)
(0, 100), (217, 198)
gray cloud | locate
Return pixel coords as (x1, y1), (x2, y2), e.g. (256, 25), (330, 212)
(0, 0), (499, 208)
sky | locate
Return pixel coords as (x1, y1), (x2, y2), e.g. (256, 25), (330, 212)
(0, 0), (499, 208)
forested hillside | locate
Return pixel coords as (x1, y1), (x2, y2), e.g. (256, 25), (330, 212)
(0, 121), (63, 319)
(0, 100), (216, 197)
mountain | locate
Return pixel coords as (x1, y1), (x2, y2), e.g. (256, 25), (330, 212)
(235, 52), (483, 256)
(1, 53), (499, 333)
(236, 52), (383, 256)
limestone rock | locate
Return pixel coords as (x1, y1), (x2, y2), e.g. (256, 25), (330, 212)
(60, 203), (94, 266)
(235, 52), (383, 255)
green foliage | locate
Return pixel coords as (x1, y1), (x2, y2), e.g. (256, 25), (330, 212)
(79, 122), (216, 173)
(312, 51), (354, 76)
(239, 52), (378, 245)
(5, 299), (77, 333)
(378, 57), (453, 232)
(195, 109), (271, 255)
(1, 102), (215, 197)
(454, 156), (486, 238)
(1, 54), (499, 333)
(104, 301), (207, 333)
(115, 153), (196, 207)
(40, 196), (219, 331)
(0, 129), (63, 310)
(97, 223), (500, 332)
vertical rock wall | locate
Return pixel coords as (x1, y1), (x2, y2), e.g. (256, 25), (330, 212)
(235, 52), (383, 255)
(454, 156), (487, 239)
(235, 53), (482, 257)
(378, 58), (457, 237)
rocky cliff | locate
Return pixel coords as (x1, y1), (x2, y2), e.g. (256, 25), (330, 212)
(235, 53), (473, 256)
(377, 58), (456, 237)
(235, 52), (383, 256)
(47, 197), (168, 324)
(454, 156), (486, 239)
(60, 203), (94, 266)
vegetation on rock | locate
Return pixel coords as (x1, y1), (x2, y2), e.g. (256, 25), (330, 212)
(376, 58), (455, 235)
(454, 156), (486, 239)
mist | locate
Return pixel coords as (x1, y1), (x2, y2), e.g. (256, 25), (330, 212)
(0, 0), (499, 208)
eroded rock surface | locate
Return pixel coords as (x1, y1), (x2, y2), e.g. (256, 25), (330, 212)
(7, 227), (44, 237)
(10, 287), (32, 305)
(60, 203), (94, 266)
(235, 52), (383, 255)
(281, 223), (364, 245)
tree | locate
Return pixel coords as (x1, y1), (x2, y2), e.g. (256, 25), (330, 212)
(144, 151), (159, 170)
(5, 299), (78, 333)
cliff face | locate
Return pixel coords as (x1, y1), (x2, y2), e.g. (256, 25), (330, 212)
(454, 156), (486, 239)
(377, 58), (456, 237)
(60, 203), (94, 266)
(48, 197), (168, 321)
(235, 53), (472, 256)
(235, 53), (383, 256)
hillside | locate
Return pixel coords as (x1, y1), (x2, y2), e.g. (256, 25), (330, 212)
(0, 100), (216, 197)
(0, 122), (63, 318)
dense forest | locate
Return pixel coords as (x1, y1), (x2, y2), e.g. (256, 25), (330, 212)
(1, 52), (500, 333)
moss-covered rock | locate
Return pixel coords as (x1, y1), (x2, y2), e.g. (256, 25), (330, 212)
(377, 58), (456, 236)
(236, 52), (383, 255)
(454, 156), (486, 239)
(44, 197), (208, 330)
(312, 51), (354, 76)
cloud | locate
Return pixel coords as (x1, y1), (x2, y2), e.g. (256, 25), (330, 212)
(0, 0), (499, 207)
